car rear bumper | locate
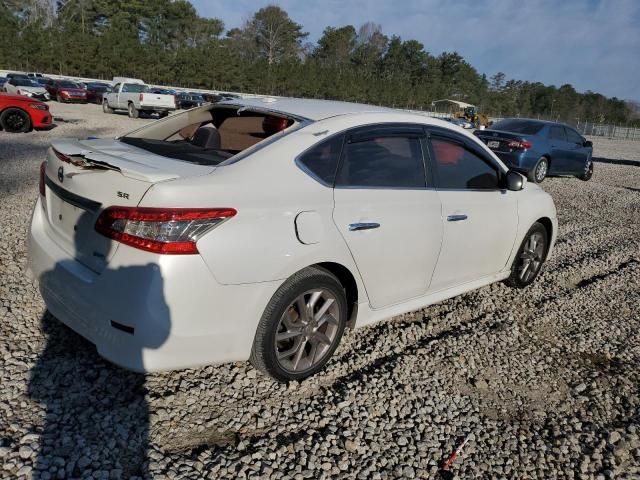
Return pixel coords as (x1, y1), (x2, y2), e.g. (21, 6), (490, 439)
(494, 150), (540, 174)
(139, 105), (176, 112)
(28, 198), (280, 372)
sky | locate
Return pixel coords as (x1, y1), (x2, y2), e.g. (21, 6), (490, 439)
(191, 0), (640, 101)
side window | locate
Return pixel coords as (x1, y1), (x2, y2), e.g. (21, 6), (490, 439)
(549, 126), (566, 142)
(335, 133), (426, 188)
(565, 128), (583, 145)
(297, 134), (344, 186)
(430, 136), (500, 190)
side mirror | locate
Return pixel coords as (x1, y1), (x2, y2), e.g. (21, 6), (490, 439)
(505, 170), (524, 191)
(583, 140), (592, 148)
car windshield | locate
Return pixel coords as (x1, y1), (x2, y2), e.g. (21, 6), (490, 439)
(88, 83), (108, 91)
(58, 81), (80, 88)
(491, 119), (544, 135)
(14, 79), (39, 87)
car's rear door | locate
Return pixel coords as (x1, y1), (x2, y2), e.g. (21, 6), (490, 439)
(332, 125), (443, 309)
(547, 125), (571, 173)
(425, 128), (519, 291)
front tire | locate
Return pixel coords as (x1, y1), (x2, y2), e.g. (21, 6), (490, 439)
(530, 157), (549, 183)
(250, 267), (348, 382)
(127, 103), (139, 118)
(0, 108), (32, 133)
(578, 157), (593, 181)
(505, 222), (549, 289)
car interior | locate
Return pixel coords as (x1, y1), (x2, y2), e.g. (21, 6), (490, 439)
(120, 106), (295, 165)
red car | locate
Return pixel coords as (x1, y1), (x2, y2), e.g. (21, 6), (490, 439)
(0, 93), (52, 132)
(45, 79), (88, 103)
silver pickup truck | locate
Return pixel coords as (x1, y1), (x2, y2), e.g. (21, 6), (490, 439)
(102, 81), (176, 118)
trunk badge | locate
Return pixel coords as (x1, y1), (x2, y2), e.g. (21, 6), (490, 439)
(57, 166), (64, 182)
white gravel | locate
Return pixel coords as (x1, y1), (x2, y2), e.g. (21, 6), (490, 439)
(1, 104), (639, 479)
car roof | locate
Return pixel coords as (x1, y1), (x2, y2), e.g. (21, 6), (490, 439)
(220, 97), (394, 121)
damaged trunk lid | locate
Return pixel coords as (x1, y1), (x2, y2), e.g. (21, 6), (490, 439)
(42, 138), (215, 273)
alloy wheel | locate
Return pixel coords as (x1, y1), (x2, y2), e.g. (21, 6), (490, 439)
(275, 289), (341, 373)
(535, 159), (548, 182)
(518, 231), (545, 283)
(5, 112), (26, 131)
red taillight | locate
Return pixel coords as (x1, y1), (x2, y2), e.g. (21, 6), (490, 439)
(508, 140), (532, 150)
(139, 93), (143, 102)
(39, 162), (46, 197)
(95, 207), (237, 255)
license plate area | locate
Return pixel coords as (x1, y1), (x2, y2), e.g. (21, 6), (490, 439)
(487, 140), (500, 149)
(49, 193), (88, 243)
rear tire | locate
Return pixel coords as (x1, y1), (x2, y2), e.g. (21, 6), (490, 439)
(505, 222), (548, 289)
(128, 103), (139, 119)
(578, 157), (593, 181)
(250, 267), (348, 382)
(529, 157), (549, 183)
(102, 100), (113, 114)
(0, 108), (31, 133)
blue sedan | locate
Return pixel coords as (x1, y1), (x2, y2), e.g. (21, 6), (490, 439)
(474, 119), (593, 183)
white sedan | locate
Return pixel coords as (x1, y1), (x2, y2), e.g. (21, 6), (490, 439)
(28, 97), (557, 381)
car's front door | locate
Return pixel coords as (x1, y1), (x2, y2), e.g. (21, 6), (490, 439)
(332, 125), (443, 309)
(564, 127), (590, 174)
(425, 129), (519, 292)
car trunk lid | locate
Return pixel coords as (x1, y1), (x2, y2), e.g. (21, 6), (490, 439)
(42, 138), (215, 272)
(474, 129), (531, 153)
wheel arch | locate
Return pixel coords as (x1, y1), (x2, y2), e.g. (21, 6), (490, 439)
(313, 262), (359, 328)
(535, 216), (553, 258)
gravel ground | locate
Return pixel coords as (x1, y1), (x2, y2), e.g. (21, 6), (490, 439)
(1, 104), (639, 479)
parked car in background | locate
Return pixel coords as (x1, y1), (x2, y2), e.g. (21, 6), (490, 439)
(474, 118), (594, 183)
(29, 97), (557, 381)
(45, 79), (88, 103)
(85, 82), (111, 104)
(102, 79), (175, 118)
(4, 77), (50, 101)
(6, 73), (30, 80)
(27, 72), (45, 79)
(176, 91), (205, 109)
(0, 93), (52, 132)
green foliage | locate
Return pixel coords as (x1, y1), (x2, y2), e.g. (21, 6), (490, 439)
(1, 1), (636, 125)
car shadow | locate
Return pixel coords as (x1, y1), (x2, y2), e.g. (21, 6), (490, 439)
(28, 209), (171, 478)
(592, 156), (640, 167)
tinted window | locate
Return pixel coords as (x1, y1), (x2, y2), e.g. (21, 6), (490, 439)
(491, 119), (544, 135)
(335, 134), (426, 188)
(297, 135), (344, 185)
(549, 126), (566, 141)
(430, 137), (500, 190)
(57, 81), (79, 88)
(122, 83), (147, 93)
(565, 128), (583, 144)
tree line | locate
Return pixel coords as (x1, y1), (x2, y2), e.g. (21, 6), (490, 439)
(1, 0), (637, 125)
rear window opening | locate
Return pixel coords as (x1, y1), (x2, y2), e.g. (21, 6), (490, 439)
(119, 106), (296, 166)
(490, 119), (544, 135)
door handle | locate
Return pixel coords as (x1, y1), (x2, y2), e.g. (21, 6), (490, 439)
(447, 214), (468, 222)
(349, 222), (380, 231)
